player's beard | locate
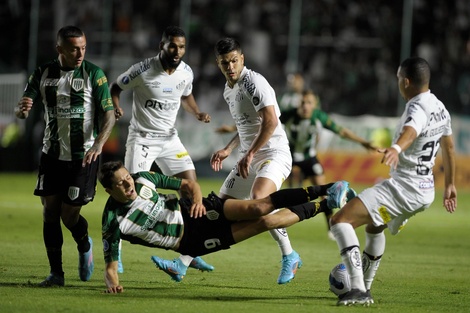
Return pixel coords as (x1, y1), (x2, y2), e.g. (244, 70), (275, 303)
(161, 52), (181, 69)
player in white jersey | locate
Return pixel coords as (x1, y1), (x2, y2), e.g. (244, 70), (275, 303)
(329, 57), (457, 306)
(209, 37), (301, 285)
(110, 26), (212, 274)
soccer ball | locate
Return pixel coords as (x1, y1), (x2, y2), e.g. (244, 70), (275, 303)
(329, 263), (351, 297)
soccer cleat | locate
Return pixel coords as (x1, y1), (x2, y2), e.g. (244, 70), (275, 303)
(337, 288), (373, 306)
(151, 256), (188, 282)
(346, 188), (357, 202)
(277, 250), (303, 284)
(39, 272), (64, 287)
(326, 181), (350, 210)
(189, 257), (215, 272)
(78, 237), (94, 282)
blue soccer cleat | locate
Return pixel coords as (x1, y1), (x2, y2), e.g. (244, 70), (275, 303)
(277, 250), (303, 284)
(151, 256), (188, 282)
(326, 181), (350, 210)
(189, 256), (214, 272)
(78, 237), (94, 281)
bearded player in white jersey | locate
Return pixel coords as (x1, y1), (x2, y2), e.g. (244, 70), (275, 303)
(204, 37), (305, 285)
(329, 57), (457, 306)
(110, 26), (213, 276)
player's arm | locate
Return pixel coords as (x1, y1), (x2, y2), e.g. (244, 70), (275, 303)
(210, 132), (240, 172)
(104, 261), (123, 293)
(110, 82), (124, 120)
(440, 134), (457, 213)
(179, 178), (205, 218)
(83, 109), (116, 166)
(379, 125), (417, 169)
(338, 127), (376, 151)
(181, 93), (211, 123)
(237, 105), (277, 178)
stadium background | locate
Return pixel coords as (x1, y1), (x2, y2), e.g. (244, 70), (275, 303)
(0, 0), (469, 188)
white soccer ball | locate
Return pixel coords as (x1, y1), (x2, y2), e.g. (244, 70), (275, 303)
(329, 263), (351, 297)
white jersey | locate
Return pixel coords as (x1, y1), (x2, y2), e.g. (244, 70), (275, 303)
(358, 90), (452, 235)
(116, 56), (193, 135)
(223, 67), (290, 152)
(392, 90), (452, 182)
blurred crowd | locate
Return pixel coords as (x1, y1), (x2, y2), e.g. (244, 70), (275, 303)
(1, 0), (469, 116)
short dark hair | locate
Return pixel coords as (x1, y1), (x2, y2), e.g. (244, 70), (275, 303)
(399, 57), (431, 87)
(98, 161), (124, 189)
(214, 38), (242, 56)
(161, 26), (186, 43)
(57, 26), (84, 43)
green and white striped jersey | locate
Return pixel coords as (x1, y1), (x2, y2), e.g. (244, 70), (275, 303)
(280, 108), (342, 161)
(101, 171), (183, 263)
(23, 59), (113, 161)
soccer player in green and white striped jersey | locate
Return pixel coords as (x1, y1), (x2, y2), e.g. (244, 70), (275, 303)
(98, 160), (352, 293)
(15, 25), (115, 287)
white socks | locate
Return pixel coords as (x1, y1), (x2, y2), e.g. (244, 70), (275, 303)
(178, 254), (193, 267)
(363, 231), (385, 290)
(331, 223), (366, 291)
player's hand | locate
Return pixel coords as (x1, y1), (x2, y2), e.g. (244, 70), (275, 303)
(443, 184), (457, 213)
(82, 145), (103, 167)
(210, 149), (230, 172)
(237, 153), (253, 179)
(16, 97), (33, 119)
(378, 147), (399, 169)
(114, 106), (124, 120)
(189, 202), (206, 218)
(196, 112), (211, 123)
(104, 285), (124, 293)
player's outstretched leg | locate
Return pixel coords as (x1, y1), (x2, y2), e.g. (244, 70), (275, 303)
(277, 250), (303, 284)
(151, 256), (188, 282)
(189, 256), (215, 272)
(326, 186), (357, 240)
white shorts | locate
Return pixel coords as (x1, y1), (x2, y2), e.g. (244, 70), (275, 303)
(358, 176), (435, 235)
(124, 130), (195, 176)
(219, 148), (292, 199)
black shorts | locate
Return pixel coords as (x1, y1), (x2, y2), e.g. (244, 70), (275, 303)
(177, 192), (235, 257)
(33, 152), (99, 206)
(293, 156), (324, 177)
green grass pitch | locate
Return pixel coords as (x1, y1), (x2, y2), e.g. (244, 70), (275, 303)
(0, 173), (469, 313)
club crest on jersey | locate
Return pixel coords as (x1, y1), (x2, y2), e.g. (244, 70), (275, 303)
(72, 78), (84, 92)
(68, 186), (80, 201)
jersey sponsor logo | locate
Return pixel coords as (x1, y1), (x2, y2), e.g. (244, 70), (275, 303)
(144, 100), (178, 111)
(44, 78), (59, 86)
(57, 95), (69, 105)
(121, 76), (130, 85)
(72, 78), (84, 92)
(163, 87), (172, 93)
(176, 80), (186, 90)
(241, 75), (256, 96)
(145, 81), (160, 88)
(68, 186), (80, 201)
(418, 179), (434, 189)
(235, 112), (252, 126)
(225, 177), (235, 189)
(428, 108), (447, 126)
(129, 60), (151, 80)
(96, 76), (107, 86)
(176, 151), (189, 159)
(378, 206), (391, 223)
(206, 210), (219, 220)
(258, 160), (271, 171)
